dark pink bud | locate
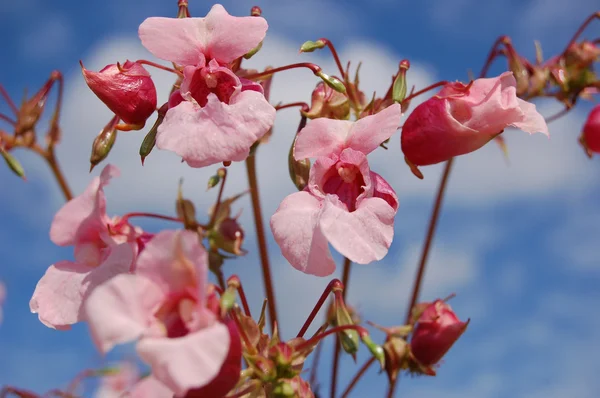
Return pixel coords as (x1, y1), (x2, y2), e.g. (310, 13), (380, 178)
(582, 105), (600, 154)
(184, 319), (242, 398)
(81, 60), (157, 126)
(409, 299), (469, 368)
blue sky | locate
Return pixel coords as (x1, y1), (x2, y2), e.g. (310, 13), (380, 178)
(1, 0), (599, 397)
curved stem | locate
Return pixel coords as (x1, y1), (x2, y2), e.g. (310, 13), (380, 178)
(330, 257), (352, 398)
(0, 113), (16, 126)
(545, 105), (573, 124)
(401, 80), (449, 104)
(245, 154), (278, 333)
(561, 12), (600, 57)
(243, 63), (322, 81)
(479, 36), (510, 79)
(134, 60), (182, 75)
(297, 279), (342, 338)
(0, 84), (18, 115)
(121, 212), (183, 224)
(320, 38), (346, 78)
(295, 324), (367, 353)
(340, 357), (375, 398)
(275, 102), (309, 112)
(45, 149), (72, 201)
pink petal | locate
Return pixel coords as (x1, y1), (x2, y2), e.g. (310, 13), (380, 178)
(138, 5), (267, 66)
(139, 18), (207, 67)
(84, 273), (164, 354)
(127, 376), (173, 398)
(345, 103), (401, 155)
(156, 91), (275, 168)
(50, 164), (119, 246)
(514, 98), (549, 135)
(270, 191), (336, 276)
(136, 323), (230, 397)
(371, 171), (399, 212)
(319, 196), (396, 264)
(294, 118), (352, 160)
(30, 243), (133, 329)
(135, 230), (207, 300)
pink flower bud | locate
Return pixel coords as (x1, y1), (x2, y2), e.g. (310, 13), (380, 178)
(409, 299), (469, 369)
(303, 81), (350, 120)
(401, 72), (548, 166)
(81, 60), (157, 126)
(583, 105), (600, 154)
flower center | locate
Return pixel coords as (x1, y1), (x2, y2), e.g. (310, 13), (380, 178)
(188, 67), (238, 107)
(155, 293), (198, 338)
(322, 162), (365, 212)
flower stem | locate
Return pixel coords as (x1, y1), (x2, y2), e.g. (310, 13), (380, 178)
(275, 102), (309, 112)
(121, 212), (182, 224)
(227, 275), (252, 317)
(330, 257), (352, 398)
(243, 63), (322, 81)
(208, 168), (228, 229)
(340, 357), (375, 398)
(0, 83), (18, 115)
(561, 11), (600, 57)
(295, 324), (367, 354)
(386, 158), (455, 398)
(401, 80), (449, 104)
(320, 38), (346, 78)
(245, 154), (278, 333)
(297, 279), (343, 338)
(135, 60), (182, 75)
(44, 149), (72, 201)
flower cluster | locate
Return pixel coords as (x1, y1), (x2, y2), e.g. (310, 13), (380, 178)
(1, 2), (598, 398)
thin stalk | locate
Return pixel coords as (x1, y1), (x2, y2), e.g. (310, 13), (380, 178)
(297, 279), (342, 338)
(245, 154), (278, 333)
(320, 38), (346, 78)
(0, 113), (16, 126)
(340, 357), (375, 398)
(330, 257), (352, 398)
(243, 63), (322, 81)
(561, 12), (600, 57)
(208, 168), (228, 228)
(275, 102), (309, 112)
(121, 212), (182, 224)
(45, 149), (73, 201)
(0, 84), (18, 115)
(402, 80), (449, 104)
(134, 60), (182, 75)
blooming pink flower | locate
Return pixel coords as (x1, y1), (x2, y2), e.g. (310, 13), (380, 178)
(84, 230), (241, 397)
(583, 104), (600, 153)
(401, 71), (549, 166)
(271, 104), (401, 276)
(410, 299), (469, 373)
(138, 4), (276, 167)
(30, 165), (143, 329)
(81, 61), (157, 126)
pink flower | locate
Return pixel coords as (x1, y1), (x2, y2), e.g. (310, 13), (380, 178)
(401, 72), (549, 166)
(95, 362), (140, 398)
(410, 299), (469, 373)
(84, 230), (241, 397)
(583, 104), (600, 153)
(271, 104), (401, 276)
(138, 4), (276, 168)
(30, 165), (143, 329)
(126, 376), (173, 398)
(81, 61), (157, 126)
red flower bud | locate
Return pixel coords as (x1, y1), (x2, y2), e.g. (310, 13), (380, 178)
(184, 319), (242, 398)
(409, 299), (468, 369)
(582, 105), (600, 154)
(80, 60), (157, 126)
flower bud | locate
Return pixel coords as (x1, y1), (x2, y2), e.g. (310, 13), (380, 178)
(383, 337), (409, 383)
(1, 147), (26, 180)
(300, 40), (326, 53)
(139, 103), (167, 165)
(215, 217), (246, 255)
(564, 40), (600, 68)
(81, 60), (157, 126)
(176, 181), (198, 230)
(502, 36), (530, 97)
(581, 104), (600, 155)
(392, 60), (410, 104)
(409, 299), (469, 369)
(315, 71), (346, 93)
(303, 81), (350, 120)
(89, 115), (118, 171)
(332, 291), (359, 358)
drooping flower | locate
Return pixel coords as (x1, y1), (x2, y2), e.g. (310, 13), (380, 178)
(81, 61), (157, 127)
(138, 4), (276, 168)
(30, 165), (144, 329)
(582, 104), (600, 154)
(401, 71), (549, 166)
(85, 230), (242, 397)
(271, 104), (401, 276)
(409, 299), (469, 374)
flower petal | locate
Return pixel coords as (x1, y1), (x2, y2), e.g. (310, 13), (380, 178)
(136, 323), (230, 397)
(270, 191), (336, 276)
(294, 118), (353, 160)
(127, 376), (173, 398)
(50, 164), (119, 246)
(346, 103), (401, 155)
(30, 243), (134, 329)
(513, 98), (549, 136)
(85, 273), (164, 354)
(156, 92), (275, 168)
(138, 5), (267, 66)
(371, 171), (399, 211)
(319, 196), (396, 264)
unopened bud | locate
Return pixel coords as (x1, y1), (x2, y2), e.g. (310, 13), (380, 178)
(333, 291), (359, 357)
(244, 41), (263, 60)
(303, 81), (350, 120)
(90, 116), (118, 171)
(361, 334), (385, 370)
(219, 286), (237, 316)
(177, 0), (190, 18)
(582, 104), (600, 155)
(139, 103), (168, 165)
(207, 174), (221, 190)
(300, 40), (326, 53)
(315, 71), (346, 93)
(176, 180), (197, 230)
(250, 6), (262, 16)
(208, 251), (224, 274)
(392, 60), (410, 103)
(1, 147), (26, 180)
(383, 337), (409, 383)
(81, 60), (157, 126)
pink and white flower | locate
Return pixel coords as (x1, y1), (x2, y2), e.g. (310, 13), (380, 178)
(30, 165), (144, 329)
(401, 71), (549, 166)
(85, 230), (242, 397)
(138, 4), (276, 168)
(271, 104), (401, 276)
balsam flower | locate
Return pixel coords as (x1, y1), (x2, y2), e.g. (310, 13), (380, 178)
(30, 165), (144, 329)
(271, 104), (401, 276)
(138, 4), (276, 168)
(582, 104), (600, 154)
(84, 230), (242, 397)
(401, 71), (549, 166)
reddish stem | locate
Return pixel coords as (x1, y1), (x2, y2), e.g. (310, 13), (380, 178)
(340, 357), (375, 398)
(330, 257), (352, 398)
(208, 168), (228, 229)
(275, 102), (310, 112)
(561, 12), (600, 57)
(230, 309), (255, 355)
(121, 212), (183, 224)
(0, 84), (18, 115)
(243, 63), (323, 81)
(225, 384), (258, 398)
(135, 60), (182, 75)
(297, 279), (343, 338)
(479, 36), (510, 80)
(295, 324), (367, 353)
(227, 275), (252, 317)
(45, 149), (73, 201)
(0, 113), (16, 126)
(320, 38), (346, 78)
(46, 71), (64, 146)
(402, 80), (449, 103)
(245, 154), (279, 333)
(545, 105), (573, 124)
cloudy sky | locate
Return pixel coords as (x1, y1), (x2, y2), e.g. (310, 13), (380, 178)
(0, 0), (599, 397)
